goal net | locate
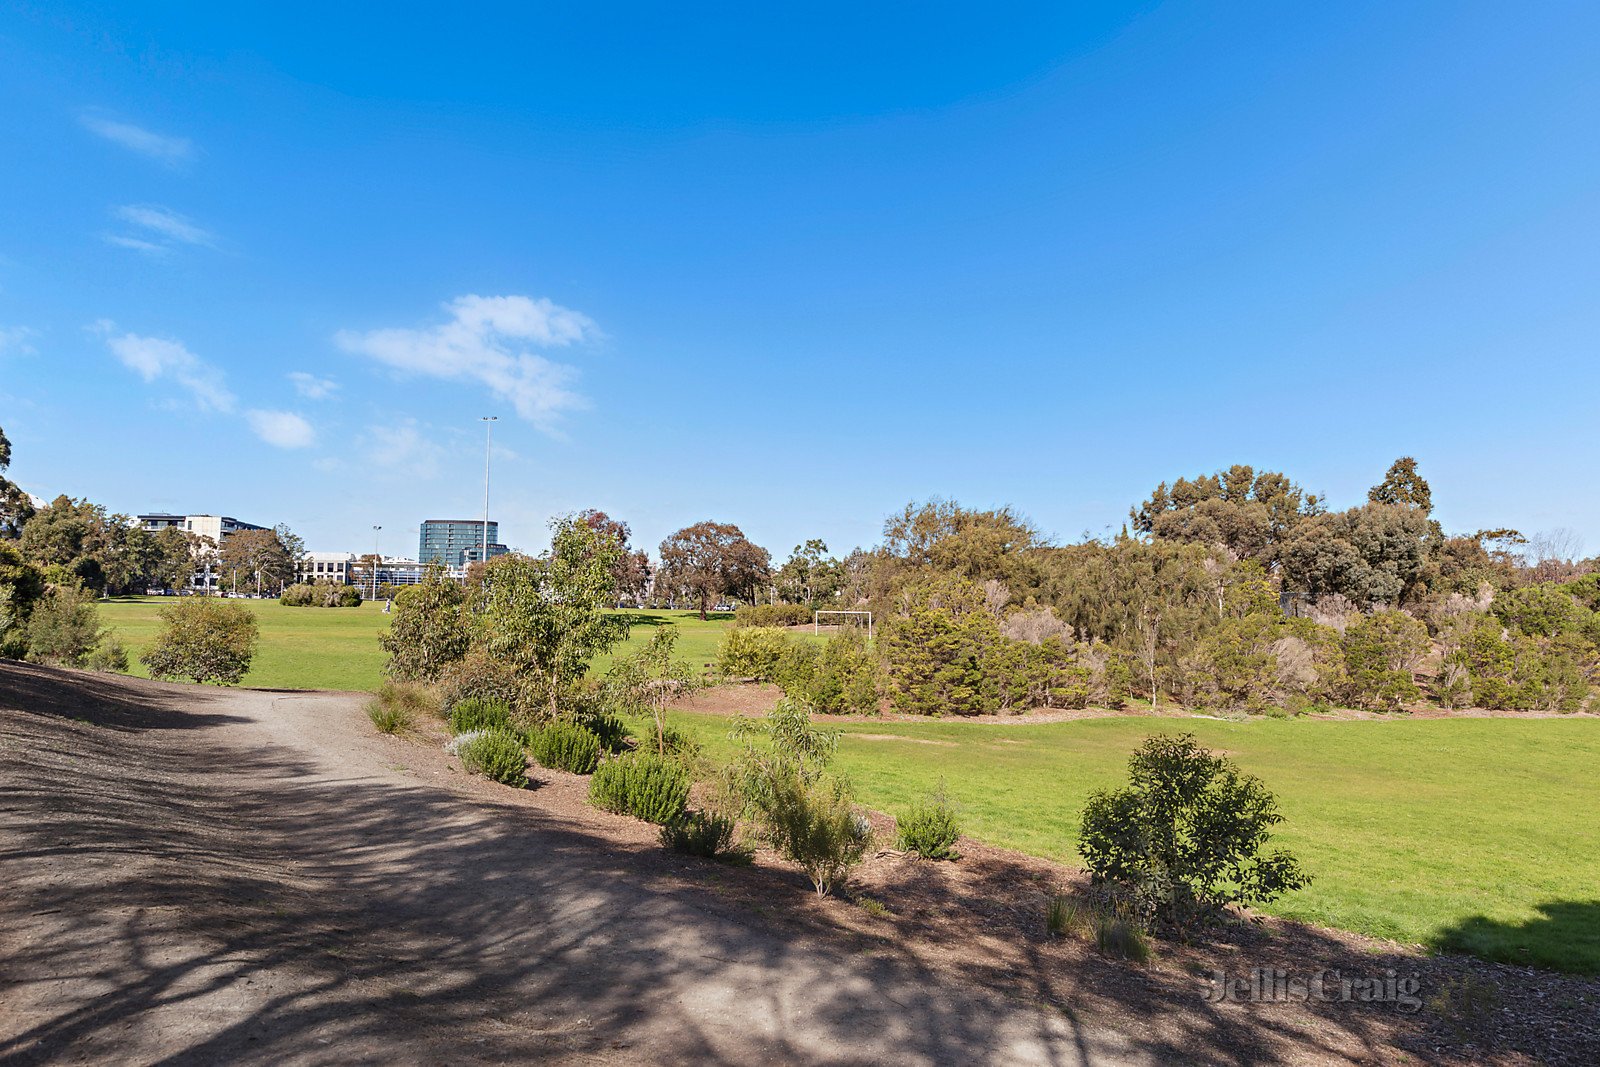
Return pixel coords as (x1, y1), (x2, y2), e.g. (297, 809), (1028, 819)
(813, 610), (874, 640)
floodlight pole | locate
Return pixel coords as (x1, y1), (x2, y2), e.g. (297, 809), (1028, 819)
(480, 416), (498, 568)
(372, 525), (382, 600)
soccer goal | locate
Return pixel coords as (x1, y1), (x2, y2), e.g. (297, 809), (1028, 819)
(814, 610), (874, 641)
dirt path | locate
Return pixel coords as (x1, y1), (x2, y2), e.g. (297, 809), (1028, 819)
(0, 663), (1141, 1066)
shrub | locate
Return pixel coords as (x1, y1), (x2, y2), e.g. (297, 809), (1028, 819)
(895, 783), (961, 860)
(749, 770), (871, 897)
(1046, 895), (1081, 938)
(367, 699), (412, 734)
(449, 697), (513, 735)
(0, 542), (45, 659)
(716, 626), (792, 681)
(660, 809), (746, 860)
(436, 652), (527, 717)
(279, 581), (363, 607)
(588, 752), (691, 824)
(529, 720), (602, 774)
(380, 567), (470, 680)
(775, 630), (882, 715)
(1079, 733), (1309, 931)
(1342, 611), (1428, 711)
(23, 584), (103, 668)
(457, 729), (529, 786)
(84, 635), (129, 673)
(140, 596), (260, 685)
(733, 603), (812, 628)
(1092, 904), (1152, 963)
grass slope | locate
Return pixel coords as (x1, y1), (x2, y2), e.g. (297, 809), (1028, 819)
(98, 600), (736, 692)
(665, 709), (1600, 974)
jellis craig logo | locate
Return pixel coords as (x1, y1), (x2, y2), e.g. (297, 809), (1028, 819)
(1201, 967), (1423, 1013)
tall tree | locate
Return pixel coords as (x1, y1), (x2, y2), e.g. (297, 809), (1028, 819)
(776, 539), (843, 604)
(577, 508), (651, 604)
(657, 521), (771, 620)
(219, 528), (295, 596)
(1368, 456), (1433, 514)
(1132, 465), (1318, 569)
(0, 424), (33, 539)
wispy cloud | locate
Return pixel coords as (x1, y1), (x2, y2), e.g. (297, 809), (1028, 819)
(246, 410), (316, 449)
(335, 294), (599, 430)
(96, 322), (236, 413)
(288, 371), (338, 400)
(104, 204), (214, 256)
(95, 320), (315, 448)
(0, 326), (37, 357)
(362, 419), (444, 478)
(79, 112), (193, 165)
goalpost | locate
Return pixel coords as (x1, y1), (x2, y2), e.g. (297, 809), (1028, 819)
(814, 610), (874, 641)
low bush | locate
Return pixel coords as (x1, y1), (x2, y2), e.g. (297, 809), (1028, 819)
(1046, 895), (1081, 938)
(367, 698), (413, 734)
(716, 626), (792, 681)
(750, 770), (871, 897)
(895, 783), (961, 860)
(85, 635), (129, 673)
(456, 729), (528, 786)
(588, 752), (691, 824)
(368, 680), (433, 734)
(529, 720), (602, 775)
(774, 631), (882, 715)
(280, 581), (364, 607)
(660, 809), (746, 860)
(733, 603), (812, 628)
(449, 697), (513, 735)
(140, 596), (259, 685)
(23, 584), (102, 668)
(1092, 904), (1152, 963)
(435, 650), (527, 717)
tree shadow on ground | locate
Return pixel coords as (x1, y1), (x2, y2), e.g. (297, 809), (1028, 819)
(0, 660), (1576, 1065)
(1435, 900), (1600, 974)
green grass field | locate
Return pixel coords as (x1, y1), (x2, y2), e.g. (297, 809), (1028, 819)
(664, 709), (1600, 974)
(95, 596), (1600, 973)
(98, 598), (737, 691)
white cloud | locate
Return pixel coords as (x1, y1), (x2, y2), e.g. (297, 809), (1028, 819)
(102, 234), (171, 256)
(362, 419), (444, 479)
(288, 371), (338, 400)
(336, 294), (599, 429)
(79, 113), (193, 165)
(246, 409), (315, 449)
(114, 204), (213, 246)
(0, 326), (37, 357)
(96, 321), (237, 413)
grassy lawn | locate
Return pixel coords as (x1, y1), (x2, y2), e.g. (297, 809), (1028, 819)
(97, 599), (739, 692)
(95, 596), (1600, 973)
(664, 707), (1600, 975)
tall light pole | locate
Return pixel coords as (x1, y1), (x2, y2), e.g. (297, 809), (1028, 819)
(371, 525), (382, 601)
(480, 416), (498, 568)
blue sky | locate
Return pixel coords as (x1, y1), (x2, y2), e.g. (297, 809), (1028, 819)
(2, 2), (1597, 562)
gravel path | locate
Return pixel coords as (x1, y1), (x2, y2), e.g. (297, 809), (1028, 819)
(0, 663), (1144, 1066)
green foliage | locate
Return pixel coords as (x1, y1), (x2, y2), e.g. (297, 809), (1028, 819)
(279, 581), (362, 607)
(605, 625), (703, 756)
(85, 635), (129, 673)
(529, 720), (602, 775)
(881, 576), (1001, 715)
(1132, 465), (1313, 569)
(1282, 503), (1434, 607)
(1368, 456), (1433, 513)
(379, 565), (471, 680)
(458, 730), (529, 786)
(0, 541), (45, 658)
(367, 699), (412, 734)
(1079, 734), (1309, 930)
(1091, 904), (1152, 963)
(716, 625), (793, 680)
(732, 603), (812, 628)
(475, 518), (628, 717)
(724, 699), (841, 812)
(366, 681), (432, 733)
(1341, 611), (1429, 710)
(140, 596), (260, 685)
(749, 768), (871, 897)
(587, 751), (691, 824)
(774, 629), (882, 714)
(1046, 895), (1081, 938)
(449, 697), (513, 735)
(660, 809), (746, 860)
(1185, 614), (1282, 711)
(1491, 583), (1596, 640)
(435, 650), (527, 718)
(895, 782), (961, 859)
(24, 584), (104, 668)
(656, 520), (772, 619)
(1446, 617), (1593, 712)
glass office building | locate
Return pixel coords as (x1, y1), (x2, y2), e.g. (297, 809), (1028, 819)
(418, 519), (509, 568)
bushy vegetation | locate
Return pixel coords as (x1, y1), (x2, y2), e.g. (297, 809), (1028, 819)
(895, 783), (961, 859)
(588, 752), (691, 824)
(367, 681), (433, 734)
(773, 629), (882, 714)
(529, 719), (602, 774)
(716, 625), (791, 680)
(279, 581), (363, 607)
(660, 809), (745, 860)
(1079, 734), (1309, 930)
(456, 729), (529, 786)
(139, 596), (260, 685)
(448, 697), (513, 735)
(23, 583), (105, 667)
(732, 602), (812, 628)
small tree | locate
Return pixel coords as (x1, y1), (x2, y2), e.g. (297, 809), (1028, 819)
(380, 564), (470, 680)
(605, 626), (704, 755)
(24, 584), (103, 667)
(1079, 733), (1309, 930)
(1342, 610), (1428, 710)
(141, 597), (260, 685)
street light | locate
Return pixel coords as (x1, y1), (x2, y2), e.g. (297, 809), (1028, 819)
(371, 525), (382, 601)
(480, 416), (498, 568)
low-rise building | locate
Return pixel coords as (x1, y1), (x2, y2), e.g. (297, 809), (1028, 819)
(136, 512), (269, 592)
